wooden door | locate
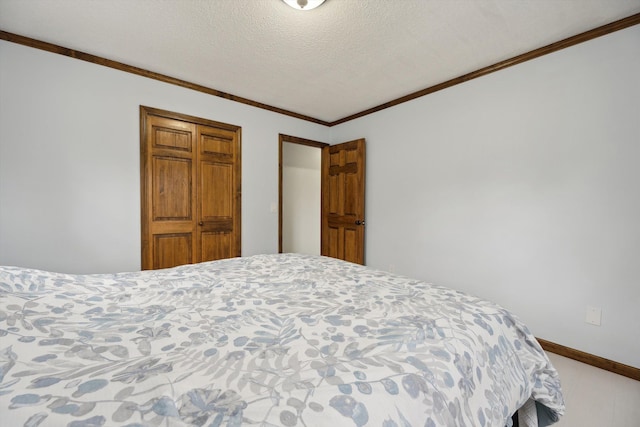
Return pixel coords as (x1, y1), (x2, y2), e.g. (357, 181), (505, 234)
(321, 139), (366, 264)
(141, 107), (241, 270)
(196, 125), (241, 263)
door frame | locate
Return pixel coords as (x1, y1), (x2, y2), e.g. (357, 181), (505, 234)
(278, 134), (328, 253)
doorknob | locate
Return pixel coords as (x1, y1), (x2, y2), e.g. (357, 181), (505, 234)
(355, 220), (365, 226)
(198, 221), (204, 226)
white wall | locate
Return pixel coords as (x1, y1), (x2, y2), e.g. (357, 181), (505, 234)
(282, 143), (322, 255)
(0, 40), (328, 273)
(330, 25), (640, 368)
(1, 25), (639, 368)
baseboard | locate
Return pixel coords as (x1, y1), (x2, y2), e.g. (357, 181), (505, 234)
(536, 338), (640, 382)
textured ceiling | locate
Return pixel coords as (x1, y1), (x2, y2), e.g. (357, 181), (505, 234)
(1, 0), (639, 123)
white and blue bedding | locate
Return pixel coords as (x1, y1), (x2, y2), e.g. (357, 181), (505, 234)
(0, 254), (564, 426)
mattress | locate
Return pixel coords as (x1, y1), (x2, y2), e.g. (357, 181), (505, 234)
(0, 253), (564, 426)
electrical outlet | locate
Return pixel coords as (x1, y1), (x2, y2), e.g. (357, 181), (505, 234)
(585, 306), (602, 326)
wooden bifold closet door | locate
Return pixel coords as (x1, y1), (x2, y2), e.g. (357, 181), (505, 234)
(140, 106), (241, 270)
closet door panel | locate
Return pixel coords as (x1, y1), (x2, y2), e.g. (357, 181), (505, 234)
(196, 124), (240, 263)
(142, 114), (197, 270)
(200, 162), (232, 219)
(152, 157), (192, 220)
(154, 234), (192, 269)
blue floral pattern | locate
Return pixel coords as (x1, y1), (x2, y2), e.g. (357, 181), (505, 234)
(0, 254), (564, 426)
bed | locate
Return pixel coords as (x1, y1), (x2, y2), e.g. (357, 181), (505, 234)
(0, 253), (564, 427)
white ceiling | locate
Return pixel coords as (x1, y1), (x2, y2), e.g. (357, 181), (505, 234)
(1, 0), (639, 123)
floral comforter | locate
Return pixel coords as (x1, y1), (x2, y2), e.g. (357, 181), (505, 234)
(0, 254), (564, 427)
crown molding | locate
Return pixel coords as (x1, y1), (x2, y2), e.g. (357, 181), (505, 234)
(329, 12), (640, 125)
(1, 13), (639, 126)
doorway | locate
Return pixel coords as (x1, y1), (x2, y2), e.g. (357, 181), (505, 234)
(279, 135), (366, 264)
(278, 135), (328, 255)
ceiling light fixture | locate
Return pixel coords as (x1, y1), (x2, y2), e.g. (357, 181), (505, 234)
(282, 0), (326, 11)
